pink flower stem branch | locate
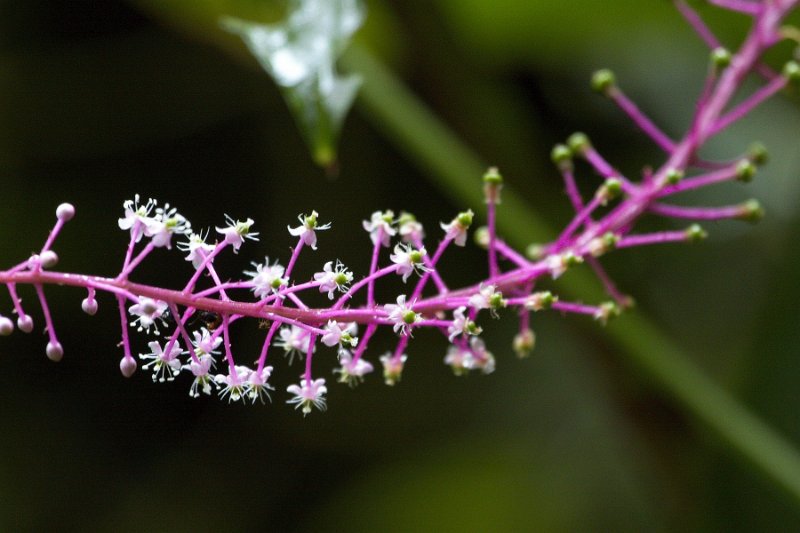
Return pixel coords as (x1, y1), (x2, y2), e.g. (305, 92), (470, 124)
(608, 87), (676, 152)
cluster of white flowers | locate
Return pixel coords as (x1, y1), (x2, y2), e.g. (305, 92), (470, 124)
(118, 195), (191, 249)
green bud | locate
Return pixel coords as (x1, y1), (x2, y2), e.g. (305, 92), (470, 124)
(381, 210), (395, 225)
(711, 47), (732, 69)
(402, 310), (419, 325)
(567, 132), (591, 156)
(594, 301), (621, 325)
(457, 209), (474, 228)
(482, 166), (503, 186)
(551, 144), (573, 168)
(483, 167), (503, 204)
(783, 60), (800, 83)
(465, 321), (483, 336)
(685, 224), (708, 242)
(525, 244), (544, 260)
(513, 329), (536, 359)
(591, 69), (616, 95)
(588, 232), (618, 257)
(597, 178), (622, 205)
(398, 211), (417, 226)
(665, 168), (684, 185)
(526, 291), (556, 311)
(736, 159), (756, 182)
(474, 226), (490, 248)
(738, 199), (764, 223)
(489, 292), (507, 310)
(748, 142), (768, 166)
(409, 249), (424, 263)
(564, 252), (583, 267)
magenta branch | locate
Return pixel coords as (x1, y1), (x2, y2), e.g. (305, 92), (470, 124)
(1, 0), (799, 415)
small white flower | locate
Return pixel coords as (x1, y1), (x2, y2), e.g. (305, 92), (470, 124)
(185, 354), (216, 398)
(288, 210), (330, 250)
(214, 365), (251, 403)
(335, 350), (374, 387)
(389, 243), (429, 283)
(139, 340), (184, 383)
(379, 352), (408, 386)
(118, 195), (157, 242)
(384, 294), (421, 336)
(178, 231), (215, 269)
(447, 306), (482, 341)
(191, 327), (222, 357)
(440, 209), (473, 247)
(444, 345), (475, 376)
(245, 258), (288, 299)
(276, 325), (314, 364)
(321, 320), (358, 348)
(313, 261), (353, 299)
(246, 366), (275, 404)
(286, 377), (328, 416)
(128, 297), (168, 333)
(149, 203), (191, 249)
(469, 337), (496, 375)
(398, 212), (424, 243)
(216, 214), (258, 253)
(468, 284), (497, 310)
(362, 210), (396, 248)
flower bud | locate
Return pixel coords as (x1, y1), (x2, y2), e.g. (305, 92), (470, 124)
(40, 250), (58, 269)
(81, 297), (99, 316)
(120, 356), (137, 378)
(737, 199), (764, 223)
(483, 167), (503, 204)
(665, 168), (684, 185)
(596, 178), (622, 205)
(685, 224), (708, 242)
(736, 159), (756, 182)
(748, 142), (768, 166)
(56, 203), (75, 221)
(711, 47), (731, 69)
(567, 132), (591, 156)
(525, 291), (557, 311)
(551, 144), (573, 171)
(513, 328), (536, 359)
(46, 341), (64, 362)
(17, 315), (33, 333)
(782, 60), (800, 84)
(591, 69), (616, 95)
(0, 316), (13, 336)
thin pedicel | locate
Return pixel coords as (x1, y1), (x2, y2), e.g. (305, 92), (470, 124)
(1, 0), (799, 415)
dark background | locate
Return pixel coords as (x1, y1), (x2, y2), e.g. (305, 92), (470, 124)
(1, 1), (800, 530)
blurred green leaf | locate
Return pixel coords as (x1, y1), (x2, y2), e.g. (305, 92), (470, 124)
(222, 0), (364, 169)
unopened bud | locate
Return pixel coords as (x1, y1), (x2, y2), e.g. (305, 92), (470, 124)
(591, 69), (616, 95)
(46, 341), (64, 362)
(513, 329), (536, 359)
(738, 199), (764, 223)
(736, 159), (756, 182)
(17, 315), (33, 333)
(685, 224), (708, 242)
(748, 142), (768, 166)
(525, 291), (557, 311)
(665, 168), (684, 185)
(120, 356), (137, 378)
(56, 203), (75, 221)
(567, 132), (591, 156)
(711, 47), (732, 69)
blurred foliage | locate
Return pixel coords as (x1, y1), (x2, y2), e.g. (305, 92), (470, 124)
(1, 0), (799, 531)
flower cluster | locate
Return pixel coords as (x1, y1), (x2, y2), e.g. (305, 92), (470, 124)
(1, 1), (798, 415)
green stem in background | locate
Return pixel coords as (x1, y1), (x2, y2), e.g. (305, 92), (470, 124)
(341, 43), (800, 503)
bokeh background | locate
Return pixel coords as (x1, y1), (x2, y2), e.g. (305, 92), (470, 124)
(1, 0), (800, 530)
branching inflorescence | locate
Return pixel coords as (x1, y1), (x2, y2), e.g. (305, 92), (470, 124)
(1, 1), (798, 415)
